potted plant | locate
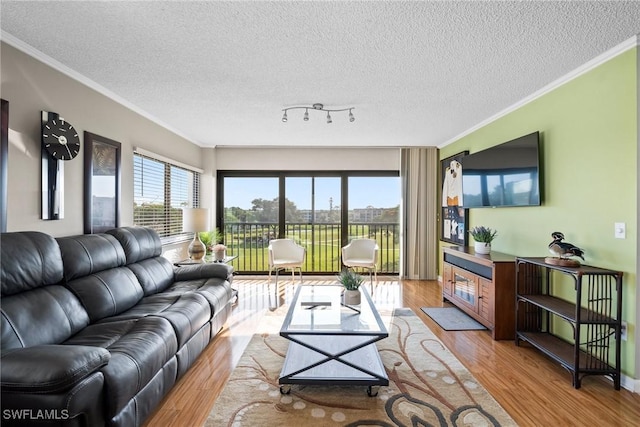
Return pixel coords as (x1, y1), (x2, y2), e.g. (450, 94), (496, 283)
(212, 243), (227, 261)
(469, 226), (497, 254)
(199, 228), (226, 260)
(337, 269), (363, 305)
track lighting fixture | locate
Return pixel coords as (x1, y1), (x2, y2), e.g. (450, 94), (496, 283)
(281, 103), (355, 123)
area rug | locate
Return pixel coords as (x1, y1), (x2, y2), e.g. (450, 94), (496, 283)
(205, 308), (515, 426)
(421, 307), (487, 331)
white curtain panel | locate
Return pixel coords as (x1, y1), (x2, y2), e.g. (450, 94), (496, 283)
(400, 147), (438, 280)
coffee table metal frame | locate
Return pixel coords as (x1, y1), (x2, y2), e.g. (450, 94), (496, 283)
(278, 284), (389, 396)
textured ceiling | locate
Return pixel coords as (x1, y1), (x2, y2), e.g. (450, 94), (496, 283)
(1, 1), (640, 148)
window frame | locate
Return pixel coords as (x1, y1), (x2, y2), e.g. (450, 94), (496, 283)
(133, 151), (201, 244)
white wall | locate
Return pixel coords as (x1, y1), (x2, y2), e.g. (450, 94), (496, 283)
(215, 147), (400, 171)
(1, 42), (203, 236)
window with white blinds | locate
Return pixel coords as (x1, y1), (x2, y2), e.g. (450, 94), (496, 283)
(133, 153), (200, 241)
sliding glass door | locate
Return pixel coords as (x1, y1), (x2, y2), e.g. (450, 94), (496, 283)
(347, 176), (401, 272)
(285, 176), (342, 272)
(222, 176), (279, 272)
(218, 171), (399, 274)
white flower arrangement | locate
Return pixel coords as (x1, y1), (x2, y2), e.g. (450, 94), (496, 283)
(212, 244), (226, 252)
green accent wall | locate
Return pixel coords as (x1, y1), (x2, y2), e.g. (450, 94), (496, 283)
(440, 48), (638, 379)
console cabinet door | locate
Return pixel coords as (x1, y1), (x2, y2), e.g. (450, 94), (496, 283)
(451, 266), (479, 313)
(443, 263), (453, 297)
(478, 277), (495, 327)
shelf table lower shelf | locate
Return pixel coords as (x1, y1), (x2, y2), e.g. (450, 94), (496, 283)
(280, 339), (388, 386)
(516, 331), (619, 389)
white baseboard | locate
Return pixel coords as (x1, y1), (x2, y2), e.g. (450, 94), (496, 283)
(620, 374), (640, 394)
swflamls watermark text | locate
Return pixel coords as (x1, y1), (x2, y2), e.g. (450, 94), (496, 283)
(3, 409), (69, 420)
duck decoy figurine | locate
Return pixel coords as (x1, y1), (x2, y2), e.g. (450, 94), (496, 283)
(547, 231), (585, 266)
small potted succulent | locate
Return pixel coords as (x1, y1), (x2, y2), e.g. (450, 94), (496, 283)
(469, 226), (497, 255)
(337, 269), (363, 305)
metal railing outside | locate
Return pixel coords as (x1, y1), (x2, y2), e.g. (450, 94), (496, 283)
(222, 222), (399, 274)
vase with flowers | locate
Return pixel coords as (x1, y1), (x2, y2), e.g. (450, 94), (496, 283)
(469, 226), (497, 255)
(212, 243), (227, 261)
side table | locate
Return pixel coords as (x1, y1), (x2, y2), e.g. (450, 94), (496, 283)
(174, 255), (238, 267)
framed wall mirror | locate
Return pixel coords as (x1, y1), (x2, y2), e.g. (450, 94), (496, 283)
(84, 131), (121, 234)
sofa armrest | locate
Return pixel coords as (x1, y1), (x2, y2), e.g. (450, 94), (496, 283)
(174, 263), (233, 283)
(1, 345), (110, 393)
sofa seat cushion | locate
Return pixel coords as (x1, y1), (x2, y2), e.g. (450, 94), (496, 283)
(66, 316), (178, 417)
(1, 345), (110, 393)
(167, 278), (233, 317)
(95, 292), (211, 348)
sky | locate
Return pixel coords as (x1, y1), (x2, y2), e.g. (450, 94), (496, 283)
(224, 176), (400, 210)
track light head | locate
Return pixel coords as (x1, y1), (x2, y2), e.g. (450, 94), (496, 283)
(282, 111), (288, 122)
(349, 109), (355, 122)
(304, 109), (309, 121)
(327, 112), (332, 124)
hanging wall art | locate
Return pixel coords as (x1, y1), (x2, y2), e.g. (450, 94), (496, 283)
(440, 151), (468, 245)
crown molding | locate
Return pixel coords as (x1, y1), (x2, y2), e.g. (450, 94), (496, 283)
(439, 34), (639, 149)
(1, 31), (202, 147)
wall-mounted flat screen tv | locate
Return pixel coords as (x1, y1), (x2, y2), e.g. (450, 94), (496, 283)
(461, 131), (540, 208)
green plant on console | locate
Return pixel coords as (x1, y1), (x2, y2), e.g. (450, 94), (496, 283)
(337, 269), (364, 291)
(469, 226), (498, 243)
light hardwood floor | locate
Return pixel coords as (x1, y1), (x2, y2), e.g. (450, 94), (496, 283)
(144, 277), (640, 426)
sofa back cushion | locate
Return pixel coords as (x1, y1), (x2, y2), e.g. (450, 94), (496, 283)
(107, 227), (175, 295)
(57, 234), (126, 280)
(65, 269), (144, 322)
(106, 227), (162, 264)
(1, 231), (64, 296)
(1, 286), (90, 349)
(127, 258), (175, 296)
(57, 234), (144, 322)
(0, 232), (89, 349)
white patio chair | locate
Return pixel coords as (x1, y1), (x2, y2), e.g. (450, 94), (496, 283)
(268, 239), (305, 285)
(342, 238), (378, 286)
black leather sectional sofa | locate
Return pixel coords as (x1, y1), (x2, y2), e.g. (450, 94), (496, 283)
(0, 227), (235, 426)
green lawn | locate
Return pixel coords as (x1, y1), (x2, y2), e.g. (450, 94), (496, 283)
(224, 224), (399, 273)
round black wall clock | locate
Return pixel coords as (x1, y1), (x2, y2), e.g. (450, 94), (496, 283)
(42, 117), (80, 161)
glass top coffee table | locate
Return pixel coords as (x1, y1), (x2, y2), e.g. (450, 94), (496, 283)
(278, 284), (389, 396)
